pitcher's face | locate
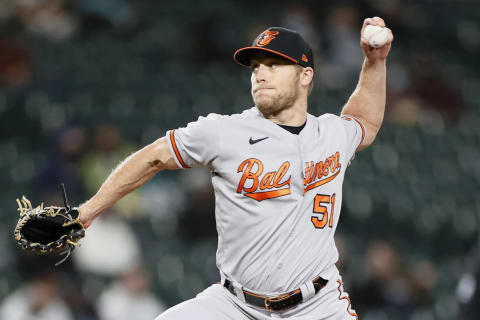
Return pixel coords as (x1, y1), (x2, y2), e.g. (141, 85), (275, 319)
(250, 54), (301, 118)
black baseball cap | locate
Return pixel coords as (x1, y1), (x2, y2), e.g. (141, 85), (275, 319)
(234, 27), (314, 69)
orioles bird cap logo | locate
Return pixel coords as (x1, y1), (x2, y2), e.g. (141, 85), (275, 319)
(302, 54), (308, 62)
(256, 30), (280, 47)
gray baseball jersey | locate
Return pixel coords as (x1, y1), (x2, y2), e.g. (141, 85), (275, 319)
(166, 106), (365, 295)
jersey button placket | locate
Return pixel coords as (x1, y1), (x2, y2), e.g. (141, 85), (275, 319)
(298, 135), (306, 196)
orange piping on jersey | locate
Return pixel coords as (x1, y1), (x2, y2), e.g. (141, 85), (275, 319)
(244, 188), (291, 202)
(341, 115), (366, 145)
(304, 169), (341, 194)
(170, 130), (189, 169)
(337, 279), (358, 319)
(353, 118), (366, 145)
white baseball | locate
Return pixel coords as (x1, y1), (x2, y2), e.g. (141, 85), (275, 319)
(363, 25), (389, 48)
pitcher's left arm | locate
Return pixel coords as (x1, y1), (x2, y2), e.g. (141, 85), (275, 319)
(341, 16), (394, 150)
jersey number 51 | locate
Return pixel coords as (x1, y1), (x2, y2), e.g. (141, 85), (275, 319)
(311, 194), (336, 229)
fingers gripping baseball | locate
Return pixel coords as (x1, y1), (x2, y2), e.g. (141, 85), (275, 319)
(360, 16), (394, 61)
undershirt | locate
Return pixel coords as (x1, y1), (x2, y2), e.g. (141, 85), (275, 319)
(278, 121), (307, 135)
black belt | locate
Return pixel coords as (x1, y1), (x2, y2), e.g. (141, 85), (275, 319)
(223, 277), (328, 312)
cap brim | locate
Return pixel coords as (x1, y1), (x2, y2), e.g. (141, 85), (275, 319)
(233, 47), (299, 68)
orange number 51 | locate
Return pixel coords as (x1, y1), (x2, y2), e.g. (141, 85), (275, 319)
(311, 194), (336, 229)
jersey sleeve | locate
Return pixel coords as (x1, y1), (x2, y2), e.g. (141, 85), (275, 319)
(339, 115), (366, 163)
(166, 113), (220, 169)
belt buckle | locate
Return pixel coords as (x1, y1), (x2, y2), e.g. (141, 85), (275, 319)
(264, 294), (287, 313)
(264, 297), (276, 312)
(264, 291), (297, 313)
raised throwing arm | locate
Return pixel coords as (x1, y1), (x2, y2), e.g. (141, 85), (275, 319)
(341, 16), (394, 150)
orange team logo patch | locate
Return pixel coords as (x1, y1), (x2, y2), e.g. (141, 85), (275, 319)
(301, 54), (308, 62)
(237, 159), (291, 201)
(256, 30), (280, 47)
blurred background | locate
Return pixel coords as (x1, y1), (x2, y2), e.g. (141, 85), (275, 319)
(0, 0), (479, 319)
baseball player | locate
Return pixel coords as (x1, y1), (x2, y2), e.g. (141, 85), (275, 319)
(78, 17), (393, 319)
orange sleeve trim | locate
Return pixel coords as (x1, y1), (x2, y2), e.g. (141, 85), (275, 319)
(341, 115), (366, 146)
(170, 130), (190, 169)
(352, 118), (366, 145)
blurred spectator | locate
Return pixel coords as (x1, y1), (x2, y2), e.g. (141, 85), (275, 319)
(81, 124), (141, 219)
(38, 126), (87, 203)
(408, 53), (462, 122)
(189, 13), (233, 64)
(408, 259), (437, 307)
(4, 252), (98, 320)
(319, 5), (364, 90)
(0, 260), (73, 320)
(457, 244), (480, 320)
(0, 0), (15, 23)
(0, 36), (32, 88)
(15, 0), (78, 41)
(97, 264), (166, 320)
(388, 52), (463, 128)
(178, 168), (216, 241)
(352, 240), (412, 314)
(280, 3), (320, 52)
(72, 0), (139, 32)
(73, 211), (141, 276)
(387, 96), (424, 127)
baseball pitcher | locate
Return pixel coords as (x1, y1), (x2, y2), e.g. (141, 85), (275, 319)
(15, 17), (393, 319)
